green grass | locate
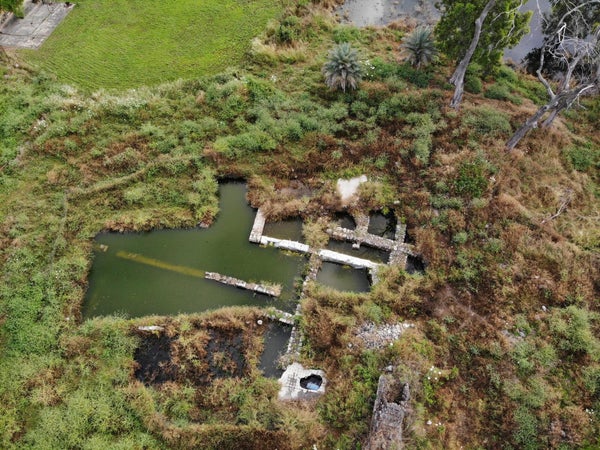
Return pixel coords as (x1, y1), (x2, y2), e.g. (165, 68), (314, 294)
(20, 0), (282, 90)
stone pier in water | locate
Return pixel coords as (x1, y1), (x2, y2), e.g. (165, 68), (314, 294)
(249, 208), (266, 243)
(205, 271), (281, 297)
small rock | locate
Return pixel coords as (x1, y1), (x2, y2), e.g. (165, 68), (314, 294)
(257, 319), (263, 325)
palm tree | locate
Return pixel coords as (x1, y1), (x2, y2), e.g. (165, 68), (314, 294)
(322, 43), (362, 92)
(401, 27), (438, 69)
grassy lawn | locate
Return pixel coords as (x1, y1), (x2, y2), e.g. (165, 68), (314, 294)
(19, 0), (282, 90)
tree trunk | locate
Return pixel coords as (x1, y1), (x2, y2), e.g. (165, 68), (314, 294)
(449, 0), (497, 109)
(507, 84), (598, 150)
(541, 108), (560, 128)
(505, 104), (552, 151)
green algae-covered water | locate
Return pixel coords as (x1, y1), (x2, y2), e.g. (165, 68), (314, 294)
(83, 183), (305, 318)
(316, 262), (371, 293)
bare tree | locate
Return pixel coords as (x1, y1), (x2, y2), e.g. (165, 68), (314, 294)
(506, 1), (600, 151)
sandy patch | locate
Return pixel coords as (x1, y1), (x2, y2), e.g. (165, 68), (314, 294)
(337, 175), (367, 206)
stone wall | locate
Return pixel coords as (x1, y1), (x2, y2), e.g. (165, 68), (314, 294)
(367, 375), (410, 450)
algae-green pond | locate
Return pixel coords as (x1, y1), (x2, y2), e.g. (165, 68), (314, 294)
(84, 183), (305, 318)
(316, 262), (371, 293)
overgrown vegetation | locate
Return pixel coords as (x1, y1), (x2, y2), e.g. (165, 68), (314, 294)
(0, 0), (598, 448)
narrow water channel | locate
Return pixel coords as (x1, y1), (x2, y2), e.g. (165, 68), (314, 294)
(83, 183), (305, 318)
(326, 240), (390, 263)
(259, 321), (292, 378)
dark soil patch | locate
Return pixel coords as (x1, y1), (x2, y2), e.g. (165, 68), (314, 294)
(203, 329), (246, 382)
(134, 324), (249, 387)
(134, 333), (178, 385)
(406, 255), (426, 274)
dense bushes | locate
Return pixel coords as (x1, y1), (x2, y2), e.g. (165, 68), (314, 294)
(405, 112), (436, 164)
(462, 105), (512, 137)
(0, 0), (22, 16)
(454, 158), (492, 198)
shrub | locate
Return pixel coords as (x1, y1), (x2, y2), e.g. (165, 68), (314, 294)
(405, 112), (436, 164)
(213, 130), (277, 158)
(275, 15), (300, 44)
(584, 366), (600, 398)
(452, 231), (468, 245)
(333, 25), (362, 44)
(484, 83), (522, 104)
(400, 26), (438, 69)
(430, 195), (464, 209)
(322, 43), (362, 92)
(512, 407), (539, 449)
(484, 83), (511, 101)
(464, 76), (483, 94)
(462, 106), (511, 137)
(363, 57), (397, 81)
(549, 306), (600, 360)
(564, 141), (599, 172)
(454, 158), (490, 198)
(396, 63), (432, 88)
(498, 65), (519, 84)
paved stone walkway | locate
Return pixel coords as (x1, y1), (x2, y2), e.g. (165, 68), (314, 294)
(0, 0), (73, 49)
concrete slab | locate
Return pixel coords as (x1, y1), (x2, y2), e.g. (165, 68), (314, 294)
(278, 362), (326, 401)
(318, 248), (381, 270)
(0, 0), (74, 49)
(260, 236), (310, 254)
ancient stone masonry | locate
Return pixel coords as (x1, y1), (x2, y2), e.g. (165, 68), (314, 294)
(367, 375), (410, 450)
(260, 236), (310, 253)
(318, 248), (380, 270)
(278, 253), (322, 366)
(247, 199), (425, 398)
(248, 208), (266, 243)
(264, 308), (295, 326)
(205, 271), (281, 297)
(326, 211), (418, 272)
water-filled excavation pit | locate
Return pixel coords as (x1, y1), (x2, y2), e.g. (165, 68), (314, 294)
(84, 183), (305, 318)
